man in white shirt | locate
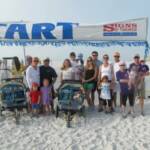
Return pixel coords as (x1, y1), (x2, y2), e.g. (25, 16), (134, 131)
(26, 57), (40, 89)
(69, 52), (82, 81)
(113, 52), (121, 107)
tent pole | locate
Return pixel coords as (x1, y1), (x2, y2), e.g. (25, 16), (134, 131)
(23, 46), (26, 65)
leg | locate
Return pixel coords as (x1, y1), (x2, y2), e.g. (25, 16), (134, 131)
(51, 101), (55, 113)
(120, 93), (122, 107)
(110, 90), (114, 111)
(113, 92), (117, 107)
(121, 93), (127, 113)
(128, 91), (135, 114)
(98, 89), (103, 112)
(102, 99), (107, 112)
(85, 90), (91, 106)
(91, 82), (96, 106)
(139, 97), (144, 115)
(107, 100), (112, 113)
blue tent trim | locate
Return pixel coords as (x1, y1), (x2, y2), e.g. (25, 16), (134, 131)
(0, 40), (149, 58)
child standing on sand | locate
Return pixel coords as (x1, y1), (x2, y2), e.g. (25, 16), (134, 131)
(40, 78), (53, 114)
(99, 75), (111, 113)
(29, 82), (41, 116)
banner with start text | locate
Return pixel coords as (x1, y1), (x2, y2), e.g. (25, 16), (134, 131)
(0, 18), (148, 41)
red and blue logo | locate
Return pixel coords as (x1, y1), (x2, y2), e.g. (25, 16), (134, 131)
(103, 23), (137, 36)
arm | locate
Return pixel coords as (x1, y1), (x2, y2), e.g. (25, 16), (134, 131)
(51, 68), (58, 84)
(38, 95), (41, 104)
(111, 64), (115, 83)
(26, 67), (32, 89)
(120, 79), (129, 83)
(84, 67), (98, 83)
(97, 65), (102, 86)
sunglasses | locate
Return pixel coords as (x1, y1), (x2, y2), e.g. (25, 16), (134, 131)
(87, 60), (92, 62)
(103, 57), (109, 59)
(134, 57), (140, 59)
(120, 65), (125, 66)
(92, 55), (98, 57)
(33, 60), (39, 62)
(114, 56), (120, 58)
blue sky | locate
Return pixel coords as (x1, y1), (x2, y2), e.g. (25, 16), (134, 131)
(0, 0), (149, 62)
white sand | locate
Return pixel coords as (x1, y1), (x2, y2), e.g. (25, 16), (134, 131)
(0, 100), (150, 150)
(0, 63), (150, 150)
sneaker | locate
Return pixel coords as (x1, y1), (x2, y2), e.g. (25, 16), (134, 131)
(131, 112), (135, 118)
(141, 111), (145, 116)
(122, 112), (127, 118)
(98, 107), (103, 112)
(128, 110), (131, 114)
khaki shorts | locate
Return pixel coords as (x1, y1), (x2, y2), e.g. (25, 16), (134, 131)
(135, 82), (145, 98)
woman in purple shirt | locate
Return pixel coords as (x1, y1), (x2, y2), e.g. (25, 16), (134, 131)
(116, 61), (135, 118)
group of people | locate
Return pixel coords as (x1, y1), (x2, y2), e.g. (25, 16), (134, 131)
(25, 51), (149, 118)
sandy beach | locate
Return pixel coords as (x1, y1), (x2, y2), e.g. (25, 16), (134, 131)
(0, 67), (150, 150)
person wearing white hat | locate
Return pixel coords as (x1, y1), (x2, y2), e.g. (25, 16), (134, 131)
(112, 52), (121, 107)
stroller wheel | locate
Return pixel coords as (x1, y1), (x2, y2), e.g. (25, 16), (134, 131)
(67, 111), (71, 128)
(14, 109), (20, 124)
(0, 105), (3, 116)
(56, 106), (59, 118)
(80, 106), (86, 117)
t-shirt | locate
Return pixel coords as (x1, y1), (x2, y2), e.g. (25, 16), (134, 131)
(113, 62), (120, 80)
(94, 59), (102, 69)
(26, 66), (40, 89)
(29, 91), (41, 104)
(113, 62), (121, 92)
(141, 64), (149, 73)
(100, 83), (111, 100)
(116, 70), (130, 94)
(61, 67), (74, 80)
(70, 60), (78, 68)
(129, 63), (142, 73)
(40, 65), (57, 86)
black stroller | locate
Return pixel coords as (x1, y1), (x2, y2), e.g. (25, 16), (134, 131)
(56, 81), (85, 127)
(0, 78), (28, 123)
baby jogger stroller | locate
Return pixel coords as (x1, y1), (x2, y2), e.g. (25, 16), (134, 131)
(0, 78), (28, 123)
(56, 80), (85, 127)
(0, 57), (28, 123)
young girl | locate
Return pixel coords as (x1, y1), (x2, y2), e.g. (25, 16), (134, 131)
(99, 76), (111, 113)
(40, 78), (53, 114)
(29, 82), (41, 116)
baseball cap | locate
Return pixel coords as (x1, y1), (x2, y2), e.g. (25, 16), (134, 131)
(134, 54), (140, 58)
(119, 61), (126, 66)
(113, 52), (120, 57)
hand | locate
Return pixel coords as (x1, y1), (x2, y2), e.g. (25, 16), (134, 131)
(82, 79), (86, 83)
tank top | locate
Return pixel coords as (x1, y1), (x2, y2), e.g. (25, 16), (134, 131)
(101, 64), (112, 80)
(84, 68), (95, 83)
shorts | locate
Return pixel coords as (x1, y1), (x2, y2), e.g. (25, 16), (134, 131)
(32, 104), (40, 109)
(83, 83), (94, 90)
(135, 82), (145, 98)
(120, 92), (134, 107)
